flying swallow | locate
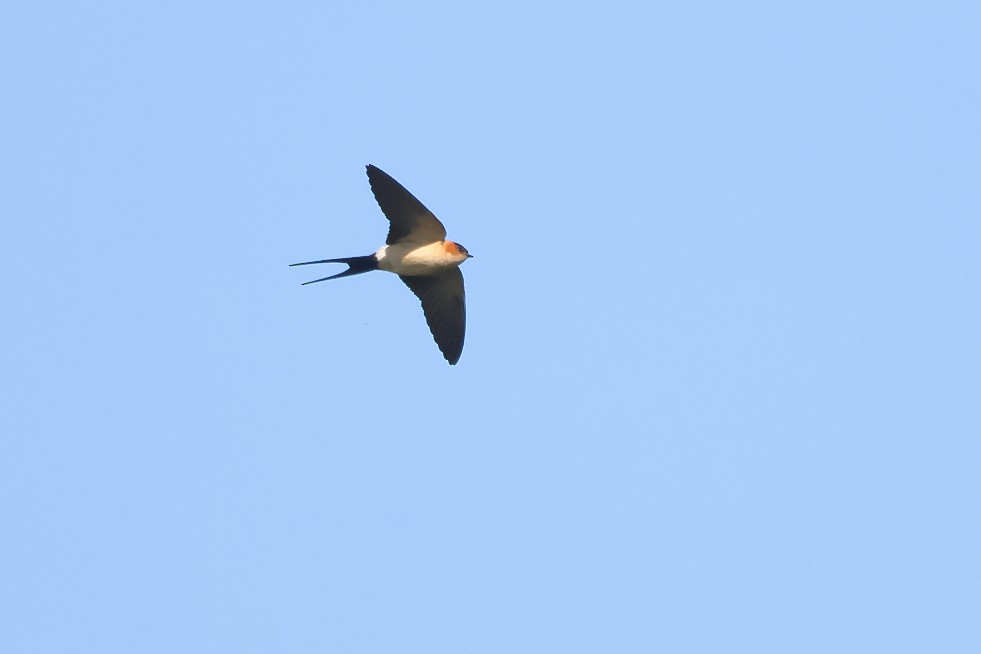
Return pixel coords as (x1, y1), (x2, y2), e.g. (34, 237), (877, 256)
(291, 165), (473, 365)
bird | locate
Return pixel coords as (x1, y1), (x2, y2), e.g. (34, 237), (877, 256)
(291, 164), (473, 365)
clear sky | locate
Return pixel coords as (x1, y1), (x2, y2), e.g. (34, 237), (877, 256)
(2, 2), (979, 652)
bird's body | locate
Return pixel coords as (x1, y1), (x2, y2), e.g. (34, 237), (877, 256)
(375, 240), (470, 276)
(291, 165), (472, 365)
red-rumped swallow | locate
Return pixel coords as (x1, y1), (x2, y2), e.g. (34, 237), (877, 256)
(291, 165), (473, 365)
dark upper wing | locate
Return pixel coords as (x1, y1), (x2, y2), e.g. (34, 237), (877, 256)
(399, 268), (466, 365)
(366, 165), (447, 245)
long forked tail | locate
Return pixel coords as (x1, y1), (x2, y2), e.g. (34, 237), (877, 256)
(289, 255), (378, 285)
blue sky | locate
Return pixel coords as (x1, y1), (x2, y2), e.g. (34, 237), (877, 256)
(2, 2), (979, 652)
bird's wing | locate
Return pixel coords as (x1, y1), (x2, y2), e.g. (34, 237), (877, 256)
(366, 165), (448, 245)
(399, 268), (466, 365)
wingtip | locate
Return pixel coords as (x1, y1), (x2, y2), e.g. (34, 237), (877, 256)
(444, 346), (463, 365)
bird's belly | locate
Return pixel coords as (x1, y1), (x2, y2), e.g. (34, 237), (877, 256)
(377, 242), (458, 276)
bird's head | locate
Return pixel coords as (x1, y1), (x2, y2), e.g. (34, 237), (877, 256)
(445, 241), (474, 262)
